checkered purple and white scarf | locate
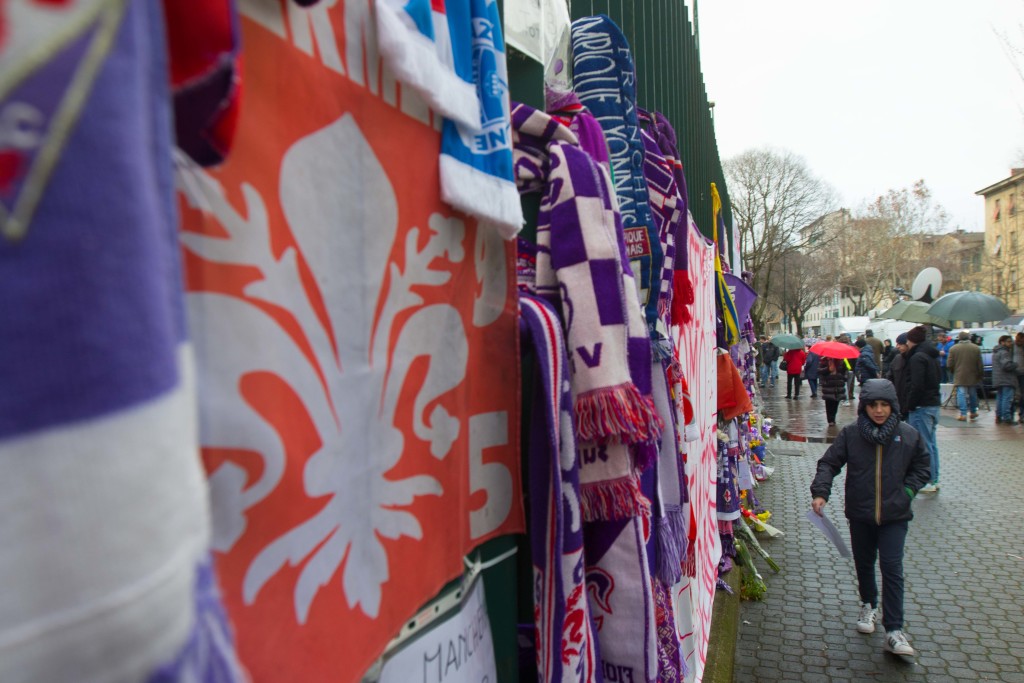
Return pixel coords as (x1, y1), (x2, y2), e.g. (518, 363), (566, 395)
(512, 103), (661, 513)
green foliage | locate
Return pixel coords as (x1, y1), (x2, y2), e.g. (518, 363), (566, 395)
(734, 539), (767, 601)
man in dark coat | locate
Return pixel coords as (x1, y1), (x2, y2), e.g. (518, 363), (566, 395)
(885, 333), (910, 418)
(881, 339), (897, 377)
(811, 379), (931, 658)
(904, 325), (941, 493)
(804, 348), (821, 398)
(992, 334), (1018, 424)
(854, 339), (879, 386)
(759, 337), (780, 388)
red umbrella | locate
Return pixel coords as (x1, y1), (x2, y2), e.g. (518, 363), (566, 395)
(809, 341), (859, 360)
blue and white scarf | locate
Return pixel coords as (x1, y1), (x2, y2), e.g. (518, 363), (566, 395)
(440, 0), (524, 238)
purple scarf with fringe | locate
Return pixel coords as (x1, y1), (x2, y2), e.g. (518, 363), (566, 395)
(519, 294), (601, 683)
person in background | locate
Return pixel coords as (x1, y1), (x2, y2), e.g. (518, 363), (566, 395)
(855, 338), (879, 387)
(839, 333), (856, 405)
(992, 334), (1018, 425)
(784, 344), (807, 399)
(1014, 332), (1024, 423)
(811, 379), (931, 658)
(885, 333), (911, 419)
(804, 345), (821, 398)
(937, 333), (955, 384)
(820, 357), (848, 426)
(757, 337), (765, 387)
(865, 329), (884, 370)
(881, 339), (897, 377)
(946, 331), (984, 422)
(760, 337), (780, 388)
(904, 325), (941, 493)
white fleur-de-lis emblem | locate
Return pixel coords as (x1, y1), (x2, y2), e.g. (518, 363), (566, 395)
(177, 114), (490, 621)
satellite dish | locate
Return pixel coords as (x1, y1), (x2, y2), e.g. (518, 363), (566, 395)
(911, 267), (943, 304)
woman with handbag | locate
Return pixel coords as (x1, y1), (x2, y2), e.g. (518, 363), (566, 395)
(820, 357), (848, 425)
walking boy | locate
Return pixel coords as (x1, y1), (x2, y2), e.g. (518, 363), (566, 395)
(811, 379), (931, 657)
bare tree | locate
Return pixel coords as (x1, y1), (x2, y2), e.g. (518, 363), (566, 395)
(725, 147), (839, 331)
(764, 249), (837, 333)
(837, 181), (952, 313)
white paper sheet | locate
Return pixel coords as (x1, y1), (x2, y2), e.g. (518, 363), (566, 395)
(806, 509), (852, 558)
(379, 576), (497, 683)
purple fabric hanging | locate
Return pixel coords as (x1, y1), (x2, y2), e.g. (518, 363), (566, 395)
(519, 293), (601, 683)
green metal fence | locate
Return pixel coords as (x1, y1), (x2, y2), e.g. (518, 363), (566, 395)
(507, 2), (732, 251)
(495, 4), (733, 680)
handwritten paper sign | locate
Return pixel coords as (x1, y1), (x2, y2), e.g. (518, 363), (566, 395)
(379, 578), (497, 683)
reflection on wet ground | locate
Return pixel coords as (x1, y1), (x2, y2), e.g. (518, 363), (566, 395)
(756, 380), (1012, 443)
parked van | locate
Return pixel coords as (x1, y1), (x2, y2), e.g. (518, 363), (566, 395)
(819, 315), (871, 341)
(867, 319), (918, 344)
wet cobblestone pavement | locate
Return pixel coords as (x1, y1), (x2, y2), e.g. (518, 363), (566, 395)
(733, 382), (1024, 682)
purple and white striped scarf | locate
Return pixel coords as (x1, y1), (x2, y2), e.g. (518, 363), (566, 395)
(519, 293), (601, 683)
(638, 112), (685, 331)
(513, 101), (662, 683)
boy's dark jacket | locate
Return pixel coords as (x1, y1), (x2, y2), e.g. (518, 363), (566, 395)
(811, 380), (932, 523)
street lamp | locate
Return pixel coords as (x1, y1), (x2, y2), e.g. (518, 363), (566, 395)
(783, 252), (788, 332)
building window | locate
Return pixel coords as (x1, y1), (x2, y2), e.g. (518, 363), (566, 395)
(995, 198), (1002, 221)
(1011, 191), (1018, 216)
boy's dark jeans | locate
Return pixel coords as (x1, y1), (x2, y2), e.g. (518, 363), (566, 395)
(849, 519), (909, 632)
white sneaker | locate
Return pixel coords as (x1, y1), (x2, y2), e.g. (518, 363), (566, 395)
(919, 483), (939, 493)
(856, 603), (877, 633)
(885, 630), (915, 656)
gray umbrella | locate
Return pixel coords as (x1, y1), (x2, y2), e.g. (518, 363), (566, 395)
(877, 300), (952, 328)
(770, 333), (805, 350)
(925, 291), (1011, 324)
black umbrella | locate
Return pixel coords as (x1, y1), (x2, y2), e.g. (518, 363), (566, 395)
(926, 291), (1011, 324)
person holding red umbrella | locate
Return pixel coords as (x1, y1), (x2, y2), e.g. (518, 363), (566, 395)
(784, 344), (808, 399)
(810, 340), (860, 425)
(819, 358), (849, 425)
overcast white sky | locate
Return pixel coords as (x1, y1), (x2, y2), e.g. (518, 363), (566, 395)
(696, 0), (1024, 233)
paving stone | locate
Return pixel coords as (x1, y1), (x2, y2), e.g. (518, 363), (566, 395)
(731, 391), (1024, 682)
